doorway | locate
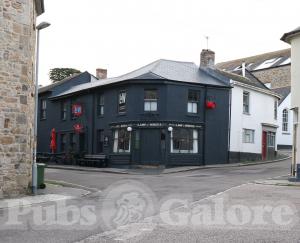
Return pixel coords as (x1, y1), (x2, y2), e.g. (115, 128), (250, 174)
(79, 133), (85, 153)
(140, 129), (161, 165)
(262, 131), (267, 160)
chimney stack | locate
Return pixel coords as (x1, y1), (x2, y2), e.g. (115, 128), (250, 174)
(200, 49), (215, 68)
(96, 68), (107, 79)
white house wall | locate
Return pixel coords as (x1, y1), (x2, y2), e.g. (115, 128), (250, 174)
(277, 93), (293, 147)
(230, 85), (278, 154)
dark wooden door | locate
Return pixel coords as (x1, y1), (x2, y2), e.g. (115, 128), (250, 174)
(140, 129), (161, 165)
(262, 131), (267, 160)
(79, 133), (85, 153)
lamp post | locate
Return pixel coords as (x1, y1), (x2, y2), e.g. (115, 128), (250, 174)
(32, 21), (50, 195)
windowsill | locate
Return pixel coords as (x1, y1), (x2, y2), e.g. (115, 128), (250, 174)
(117, 113), (126, 116)
(170, 152), (198, 154)
(282, 132), (291, 135)
(111, 152), (130, 155)
(242, 142), (254, 144)
(61, 119), (67, 122)
(40, 118), (46, 121)
(97, 115), (104, 118)
(186, 113), (199, 117)
(243, 112), (251, 116)
(143, 111), (159, 115)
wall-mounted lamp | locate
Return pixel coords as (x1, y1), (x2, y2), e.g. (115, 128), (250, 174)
(127, 127), (132, 132)
(168, 126), (173, 132)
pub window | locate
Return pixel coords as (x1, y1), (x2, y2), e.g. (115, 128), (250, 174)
(69, 133), (76, 151)
(97, 94), (104, 116)
(187, 90), (199, 114)
(243, 129), (255, 143)
(144, 89), (158, 112)
(171, 128), (198, 153)
(118, 91), (126, 113)
(282, 109), (289, 132)
(61, 100), (67, 120)
(97, 129), (104, 153)
(60, 133), (67, 152)
(40, 99), (47, 120)
(243, 91), (250, 114)
(113, 128), (131, 153)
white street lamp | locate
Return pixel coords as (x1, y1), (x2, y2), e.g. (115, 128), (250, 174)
(32, 22), (50, 195)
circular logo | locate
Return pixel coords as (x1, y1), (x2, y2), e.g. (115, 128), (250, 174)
(100, 180), (157, 231)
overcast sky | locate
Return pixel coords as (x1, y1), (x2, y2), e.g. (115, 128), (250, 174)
(37, 0), (298, 86)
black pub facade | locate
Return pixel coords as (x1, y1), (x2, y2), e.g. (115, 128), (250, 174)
(38, 56), (231, 167)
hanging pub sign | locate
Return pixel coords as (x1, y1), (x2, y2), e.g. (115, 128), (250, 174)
(72, 104), (83, 117)
(73, 123), (84, 133)
(206, 100), (216, 109)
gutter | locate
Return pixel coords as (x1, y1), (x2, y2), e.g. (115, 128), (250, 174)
(232, 80), (282, 99)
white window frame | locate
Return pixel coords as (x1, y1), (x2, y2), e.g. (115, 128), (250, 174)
(282, 108), (289, 132)
(187, 90), (199, 114)
(243, 91), (250, 114)
(144, 90), (158, 112)
(113, 129), (131, 153)
(170, 129), (198, 154)
(243, 129), (255, 143)
(41, 99), (47, 119)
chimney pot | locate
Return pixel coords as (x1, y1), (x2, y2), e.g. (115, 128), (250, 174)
(96, 68), (107, 79)
(200, 49), (215, 68)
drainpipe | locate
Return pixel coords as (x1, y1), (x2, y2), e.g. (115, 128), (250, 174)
(202, 87), (207, 166)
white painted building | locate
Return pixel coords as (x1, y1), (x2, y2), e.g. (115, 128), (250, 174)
(281, 27), (300, 177)
(214, 69), (280, 162)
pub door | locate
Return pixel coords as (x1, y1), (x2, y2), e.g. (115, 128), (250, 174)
(140, 129), (161, 165)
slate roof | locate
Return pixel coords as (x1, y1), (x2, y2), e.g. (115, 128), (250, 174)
(38, 72), (83, 94)
(51, 59), (231, 99)
(216, 49), (291, 72)
(281, 27), (300, 43)
(272, 86), (291, 104)
(216, 68), (268, 90)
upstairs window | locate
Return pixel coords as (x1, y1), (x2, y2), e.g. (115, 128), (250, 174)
(144, 89), (158, 112)
(243, 129), (255, 143)
(113, 129), (130, 153)
(243, 91), (250, 114)
(40, 99), (47, 120)
(187, 90), (199, 114)
(97, 94), (104, 116)
(282, 109), (289, 132)
(118, 91), (126, 113)
(61, 101), (67, 120)
(171, 128), (198, 153)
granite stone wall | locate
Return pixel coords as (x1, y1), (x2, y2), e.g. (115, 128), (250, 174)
(0, 0), (37, 197)
(252, 65), (291, 89)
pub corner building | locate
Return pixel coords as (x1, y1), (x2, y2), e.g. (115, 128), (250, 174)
(37, 50), (270, 168)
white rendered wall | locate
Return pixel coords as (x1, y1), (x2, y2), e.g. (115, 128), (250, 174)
(230, 85), (278, 154)
(290, 36), (300, 164)
(277, 93), (293, 147)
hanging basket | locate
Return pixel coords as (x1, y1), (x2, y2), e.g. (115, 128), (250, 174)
(206, 101), (216, 109)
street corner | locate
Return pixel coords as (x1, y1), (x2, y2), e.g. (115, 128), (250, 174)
(253, 176), (300, 187)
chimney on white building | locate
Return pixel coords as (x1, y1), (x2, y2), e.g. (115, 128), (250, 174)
(96, 68), (107, 79)
(242, 62), (246, 77)
(200, 49), (215, 68)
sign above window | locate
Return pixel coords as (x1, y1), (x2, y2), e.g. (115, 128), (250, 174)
(72, 104), (83, 117)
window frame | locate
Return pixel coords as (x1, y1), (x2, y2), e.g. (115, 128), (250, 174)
(96, 129), (104, 153)
(242, 129), (255, 143)
(243, 91), (250, 114)
(118, 90), (127, 114)
(282, 108), (289, 132)
(97, 94), (104, 116)
(113, 128), (131, 153)
(61, 100), (67, 121)
(144, 89), (158, 112)
(40, 99), (47, 120)
(69, 133), (76, 151)
(187, 90), (199, 114)
(170, 128), (198, 154)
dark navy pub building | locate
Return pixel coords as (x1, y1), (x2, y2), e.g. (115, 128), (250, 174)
(38, 53), (232, 167)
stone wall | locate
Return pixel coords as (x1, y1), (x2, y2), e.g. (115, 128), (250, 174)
(252, 65), (291, 89)
(0, 0), (37, 197)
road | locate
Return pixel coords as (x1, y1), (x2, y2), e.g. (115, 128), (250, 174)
(1, 158), (299, 243)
